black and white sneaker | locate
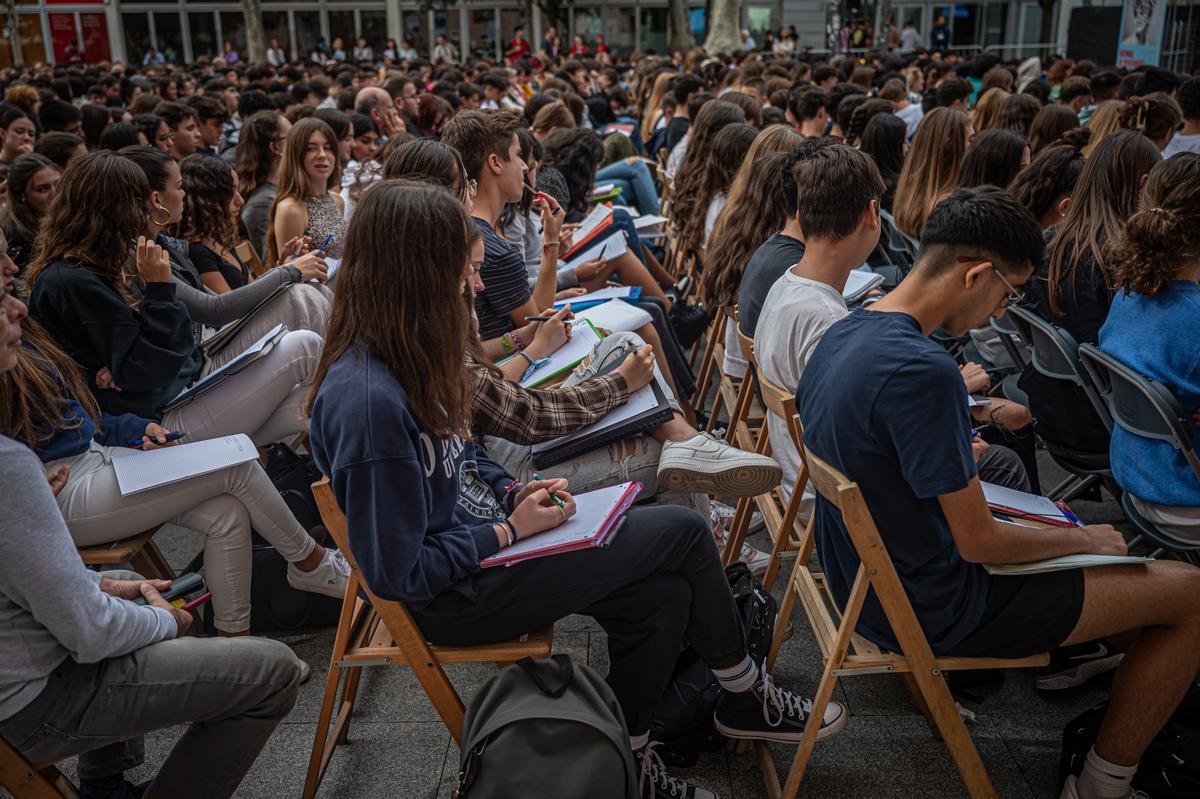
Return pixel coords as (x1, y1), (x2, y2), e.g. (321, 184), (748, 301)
(713, 667), (847, 744)
(635, 744), (718, 799)
(1036, 640), (1124, 691)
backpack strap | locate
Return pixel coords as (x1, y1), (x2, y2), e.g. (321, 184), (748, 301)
(516, 654), (574, 698)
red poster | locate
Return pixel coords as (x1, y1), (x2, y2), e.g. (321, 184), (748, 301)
(81, 12), (110, 63)
(49, 13), (76, 63)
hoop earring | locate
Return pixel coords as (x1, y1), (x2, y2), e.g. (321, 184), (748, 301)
(150, 205), (171, 227)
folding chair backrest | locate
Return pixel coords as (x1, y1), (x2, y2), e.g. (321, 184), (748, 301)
(734, 321), (756, 369)
(989, 311), (1028, 370)
(1078, 344), (1200, 482)
(234, 240), (267, 279)
(756, 368), (796, 429)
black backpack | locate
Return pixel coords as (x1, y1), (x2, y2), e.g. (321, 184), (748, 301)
(202, 444), (343, 635)
(1061, 678), (1200, 797)
(453, 655), (638, 799)
(649, 563), (778, 766)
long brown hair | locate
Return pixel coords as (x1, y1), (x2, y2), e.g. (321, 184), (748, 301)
(307, 180), (474, 439)
(1044, 130), (1161, 315)
(1110, 153), (1200, 298)
(971, 87), (1009, 132)
(679, 122), (758, 257)
(236, 110), (284, 199)
(893, 107), (971, 237)
(266, 117), (337, 265)
(24, 151), (150, 303)
(701, 151), (790, 309)
(0, 316), (99, 445)
(669, 100), (746, 241)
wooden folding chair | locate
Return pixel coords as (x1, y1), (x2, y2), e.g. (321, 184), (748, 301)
(0, 736), (78, 799)
(304, 478), (554, 799)
(721, 342), (809, 591)
(77, 527), (175, 581)
(693, 307), (763, 448)
(754, 429), (1049, 799)
(233, 240), (267, 280)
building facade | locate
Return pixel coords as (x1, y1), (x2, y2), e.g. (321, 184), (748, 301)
(0, 0), (1192, 68)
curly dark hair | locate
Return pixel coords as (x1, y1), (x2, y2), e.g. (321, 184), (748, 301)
(177, 154), (238, 249)
(540, 128), (604, 215)
(1110, 153), (1200, 298)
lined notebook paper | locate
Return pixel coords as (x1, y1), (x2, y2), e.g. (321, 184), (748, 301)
(518, 321), (603, 387)
(985, 554), (1153, 576)
(112, 434), (258, 496)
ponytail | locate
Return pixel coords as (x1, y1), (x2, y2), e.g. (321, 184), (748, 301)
(1110, 153), (1200, 298)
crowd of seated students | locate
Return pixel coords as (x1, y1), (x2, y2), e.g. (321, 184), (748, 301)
(0, 42), (1196, 799)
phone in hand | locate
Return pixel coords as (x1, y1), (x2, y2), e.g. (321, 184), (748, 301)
(132, 572), (205, 606)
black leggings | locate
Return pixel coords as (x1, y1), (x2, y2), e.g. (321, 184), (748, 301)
(411, 505), (745, 735)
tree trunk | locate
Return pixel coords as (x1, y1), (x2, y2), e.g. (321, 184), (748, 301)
(668, 0), (694, 53)
(703, 0), (740, 55)
(242, 0), (267, 64)
(4, 2), (22, 68)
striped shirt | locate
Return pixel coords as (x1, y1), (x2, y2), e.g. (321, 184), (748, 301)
(474, 218), (532, 340)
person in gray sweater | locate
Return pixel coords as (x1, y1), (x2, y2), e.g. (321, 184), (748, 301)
(0, 273), (301, 799)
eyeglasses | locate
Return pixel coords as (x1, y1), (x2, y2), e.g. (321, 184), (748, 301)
(957, 256), (1025, 307)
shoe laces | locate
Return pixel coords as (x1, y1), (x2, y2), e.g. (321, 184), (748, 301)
(327, 549), (351, 577)
(759, 665), (812, 728)
(638, 742), (690, 799)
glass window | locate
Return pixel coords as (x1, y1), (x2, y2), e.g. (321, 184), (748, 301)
(433, 8), (461, 52)
(328, 10), (355, 54)
(189, 12), (218, 60)
(576, 7), (603, 46)
(295, 11), (322, 55)
(468, 9), (496, 60)
(219, 11), (246, 52)
(262, 11), (289, 58)
(640, 8), (667, 54)
(402, 11), (426, 56)
(746, 5), (776, 47)
(979, 3), (1008, 48)
(1020, 3), (1043, 59)
(499, 9), (528, 58)
(688, 8), (707, 41)
(361, 10), (387, 52)
(81, 11), (111, 63)
(154, 12), (183, 64)
(604, 8), (636, 54)
(123, 12), (151, 65)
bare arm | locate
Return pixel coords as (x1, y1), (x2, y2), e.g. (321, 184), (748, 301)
(273, 199), (308, 261)
(938, 477), (1127, 564)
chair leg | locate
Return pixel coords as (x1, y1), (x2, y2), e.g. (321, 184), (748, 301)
(722, 496), (755, 567)
(766, 555), (804, 672)
(900, 672), (943, 742)
(333, 666), (365, 746)
(907, 667), (998, 798)
(1059, 474), (1102, 504)
(303, 663), (347, 799)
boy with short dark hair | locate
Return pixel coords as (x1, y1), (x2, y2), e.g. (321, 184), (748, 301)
(154, 101), (200, 161)
(664, 73), (703, 152)
(786, 87), (829, 137)
(186, 94), (229, 156)
(799, 187), (1200, 799)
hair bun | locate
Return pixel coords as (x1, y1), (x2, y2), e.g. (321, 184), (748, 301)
(1059, 127), (1092, 149)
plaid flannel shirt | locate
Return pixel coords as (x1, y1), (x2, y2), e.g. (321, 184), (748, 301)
(468, 355), (629, 446)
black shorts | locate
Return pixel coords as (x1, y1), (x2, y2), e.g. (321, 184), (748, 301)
(943, 568), (1085, 658)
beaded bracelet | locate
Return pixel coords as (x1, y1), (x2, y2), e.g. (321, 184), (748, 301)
(501, 333), (515, 356)
(510, 329), (525, 351)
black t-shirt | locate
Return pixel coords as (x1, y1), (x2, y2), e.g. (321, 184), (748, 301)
(664, 116), (691, 154)
(737, 233), (806, 338)
(474, 217), (533, 340)
(799, 308), (985, 653)
(189, 242), (250, 290)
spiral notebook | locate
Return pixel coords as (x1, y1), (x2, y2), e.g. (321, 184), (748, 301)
(481, 481), (643, 568)
(531, 378), (673, 468)
(165, 324), (286, 412)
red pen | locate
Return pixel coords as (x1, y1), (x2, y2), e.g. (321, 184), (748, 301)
(182, 592), (212, 611)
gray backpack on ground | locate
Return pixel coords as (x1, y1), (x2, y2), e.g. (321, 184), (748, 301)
(453, 654), (638, 798)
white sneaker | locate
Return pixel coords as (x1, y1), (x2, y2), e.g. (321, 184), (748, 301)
(709, 508), (771, 576)
(708, 500), (765, 536)
(1059, 774), (1147, 799)
(287, 547), (350, 599)
(657, 432), (781, 497)
(739, 543), (772, 577)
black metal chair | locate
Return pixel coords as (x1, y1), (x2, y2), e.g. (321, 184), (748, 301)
(989, 311), (1028, 371)
(1007, 305), (1114, 502)
(1078, 344), (1200, 563)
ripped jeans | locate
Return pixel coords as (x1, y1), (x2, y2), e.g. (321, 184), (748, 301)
(482, 332), (682, 494)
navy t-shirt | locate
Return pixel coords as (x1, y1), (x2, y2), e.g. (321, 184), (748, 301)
(796, 308), (986, 653)
(474, 218), (533, 340)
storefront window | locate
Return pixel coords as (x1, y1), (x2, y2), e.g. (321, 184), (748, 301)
(433, 8), (461, 53)
(295, 11), (322, 55)
(640, 8), (668, 54)
(746, 5), (776, 47)
(81, 12), (110, 63)
(604, 8), (636, 54)
(499, 9), (528, 59)
(468, 9), (496, 60)
(361, 10), (387, 51)
(190, 11), (218, 60)
(262, 11), (290, 57)
(219, 11), (246, 53)
(328, 10), (355, 53)
(154, 12), (183, 64)
(123, 12), (151, 65)
(575, 7), (603, 49)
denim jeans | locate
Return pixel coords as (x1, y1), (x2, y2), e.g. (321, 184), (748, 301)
(596, 160), (660, 216)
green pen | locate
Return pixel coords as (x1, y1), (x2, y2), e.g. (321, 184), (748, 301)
(532, 472), (566, 509)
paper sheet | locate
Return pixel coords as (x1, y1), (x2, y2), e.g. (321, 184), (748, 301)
(981, 481), (1072, 523)
(573, 299), (653, 333)
(561, 230), (627, 272)
(553, 285), (636, 309)
(518, 321), (603, 387)
(112, 434), (258, 496)
(481, 482), (637, 566)
(985, 554), (1154, 576)
(843, 269), (885, 303)
(169, 324), (284, 404)
(532, 381), (664, 455)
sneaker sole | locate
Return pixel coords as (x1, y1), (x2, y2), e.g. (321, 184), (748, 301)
(713, 708), (848, 744)
(1035, 653), (1124, 691)
(659, 462), (782, 497)
(286, 572), (347, 600)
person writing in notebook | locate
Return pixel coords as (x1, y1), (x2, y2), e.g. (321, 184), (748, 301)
(797, 187), (1200, 799)
(0, 248), (303, 799)
(310, 182), (845, 799)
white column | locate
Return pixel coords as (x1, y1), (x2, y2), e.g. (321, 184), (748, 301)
(532, 4), (543, 48)
(386, 0), (403, 45)
(107, 0), (127, 62)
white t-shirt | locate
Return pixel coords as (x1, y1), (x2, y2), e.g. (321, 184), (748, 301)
(755, 270), (848, 506)
(704, 193), (726, 245)
(896, 103), (925, 139)
(666, 135), (689, 179)
(1163, 132), (1200, 158)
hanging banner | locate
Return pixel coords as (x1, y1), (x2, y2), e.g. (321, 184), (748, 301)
(1116, 0), (1168, 69)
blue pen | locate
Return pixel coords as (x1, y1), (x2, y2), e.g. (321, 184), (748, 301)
(1056, 502), (1084, 527)
(129, 432), (185, 449)
(317, 233), (334, 254)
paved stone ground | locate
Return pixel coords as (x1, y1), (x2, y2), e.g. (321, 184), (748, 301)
(15, 450), (1129, 799)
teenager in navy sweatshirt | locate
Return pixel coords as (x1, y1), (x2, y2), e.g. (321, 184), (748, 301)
(308, 181), (847, 799)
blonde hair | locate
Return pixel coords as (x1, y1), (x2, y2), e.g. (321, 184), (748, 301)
(641, 71), (676, 143)
(1084, 100), (1124, 158)
(893, 107), (972, 238)
(972, 87), (1009, 133)
(532, 102), (575, 137)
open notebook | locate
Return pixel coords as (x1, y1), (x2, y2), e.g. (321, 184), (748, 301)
(985, 554), (1153, 576)
(561, 205), (613, 260)
(111, 434), (258, 496)
(843, 270), (885, 304)
(201, 284), (290, 359)
(553, 285), (642, 312)
(164, 324), (287, 413)
(560, 230), (627, 273)
(532, 378), (673, 468)
(481, 481), (643, 568)
(516, 320), (602, 388)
